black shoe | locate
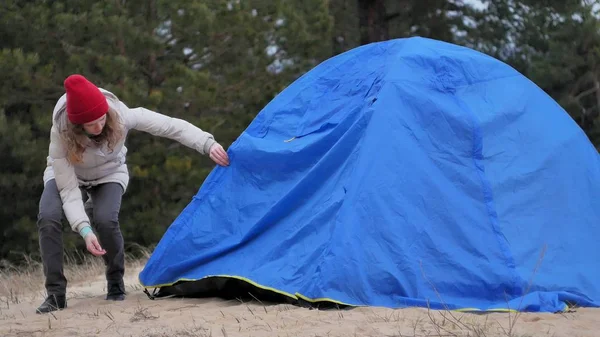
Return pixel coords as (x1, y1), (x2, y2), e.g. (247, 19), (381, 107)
(106, 281), (126, 301)
(36, 294), (66, 314)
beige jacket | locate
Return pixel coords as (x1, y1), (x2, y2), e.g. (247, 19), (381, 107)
(43, 88), (216, 233)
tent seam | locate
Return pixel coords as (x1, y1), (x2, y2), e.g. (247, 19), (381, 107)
(447, 86), (522, 299)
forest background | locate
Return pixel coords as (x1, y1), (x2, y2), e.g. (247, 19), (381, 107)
(1, 0), (599, 265)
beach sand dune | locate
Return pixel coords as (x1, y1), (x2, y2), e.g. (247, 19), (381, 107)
(1, 264), (597, 337)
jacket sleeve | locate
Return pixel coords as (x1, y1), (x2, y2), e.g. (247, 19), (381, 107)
(120, 103), (216, 154)
(48, 125), (91, 233)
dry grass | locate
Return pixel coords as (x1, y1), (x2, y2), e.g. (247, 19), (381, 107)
(416, 244), (550, 337)
(0, 245), (150, 305)
(0, 243), (593, 337)
(130, 299), (160, 322)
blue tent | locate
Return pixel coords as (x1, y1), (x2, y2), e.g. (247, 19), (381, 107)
(138, 37), (600, 313)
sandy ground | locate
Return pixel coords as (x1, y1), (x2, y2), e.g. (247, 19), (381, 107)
(0, 266), (598, 337)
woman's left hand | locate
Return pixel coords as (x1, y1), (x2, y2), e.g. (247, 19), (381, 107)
(209, 143), (230, 166)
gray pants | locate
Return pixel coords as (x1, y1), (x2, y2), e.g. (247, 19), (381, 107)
(37, 179), (125, 296)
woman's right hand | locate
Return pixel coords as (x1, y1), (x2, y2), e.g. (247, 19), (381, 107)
(209, 143), (230, 166)
(85, 233), (107, 256)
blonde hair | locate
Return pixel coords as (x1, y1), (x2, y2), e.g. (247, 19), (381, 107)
(58, 107), (125, 164)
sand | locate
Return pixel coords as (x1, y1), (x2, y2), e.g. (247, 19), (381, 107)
(0, 265), (598, 337)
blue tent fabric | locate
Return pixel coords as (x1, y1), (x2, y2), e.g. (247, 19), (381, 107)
(138, 37), (600, 313)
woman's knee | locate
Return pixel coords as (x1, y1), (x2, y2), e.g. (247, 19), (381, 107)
(38, 208), (63, 226)
(37, 180), (64, 226)
(93, 211), (120, 230)
(91, 183), (123, 231)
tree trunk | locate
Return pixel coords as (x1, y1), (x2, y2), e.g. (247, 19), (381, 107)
(358, 0), (389, 44)
(147, 0), (158, 94)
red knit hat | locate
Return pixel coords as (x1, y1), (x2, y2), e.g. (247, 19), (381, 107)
(64, 74), (108, 124)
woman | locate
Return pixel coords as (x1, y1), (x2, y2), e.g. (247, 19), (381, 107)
(36, 74), (230, 314)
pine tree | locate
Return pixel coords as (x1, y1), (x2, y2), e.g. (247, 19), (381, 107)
(0, 0), (333, 263)
(460, 0), (600, 147)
